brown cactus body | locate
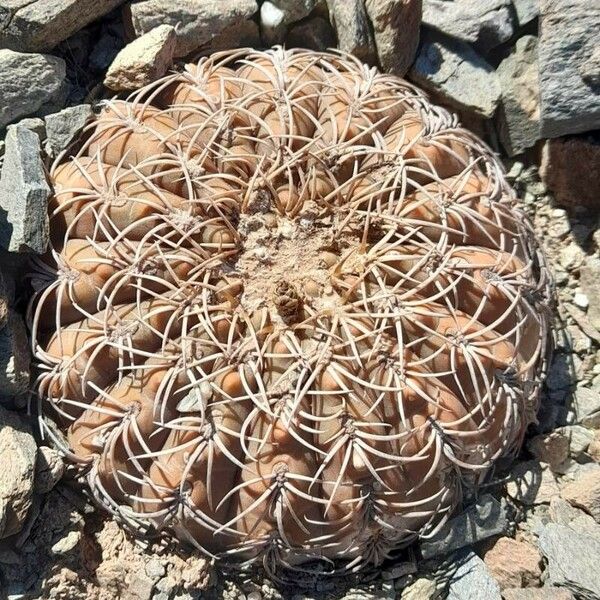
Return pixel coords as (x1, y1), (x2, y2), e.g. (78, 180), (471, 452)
(29, 47), (551, 573)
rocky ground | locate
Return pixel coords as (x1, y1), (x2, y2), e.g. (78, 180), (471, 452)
(0, 1), (599, 599)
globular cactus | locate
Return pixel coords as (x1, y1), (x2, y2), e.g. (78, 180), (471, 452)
(28, 47), (551, 574)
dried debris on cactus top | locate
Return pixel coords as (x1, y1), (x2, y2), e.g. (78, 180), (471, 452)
(27, 46), (551, 577)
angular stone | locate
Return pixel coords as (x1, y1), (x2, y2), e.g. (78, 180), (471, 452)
(260, 1), (287, 45)
(0, 310), (30, 399)
(483, 537), (542, 588)
(44, 104), (93, 159)
(446, 550), (501, 600)
(326, 0), (377, 64)
(34, 446), (64, 494)
(0, 126), (51, 254)
(105, 25), (176, 91)
(287, 17), (336, 52)
(561, 468), (600, 522)
(0, 0), (126, 52)
(512, 0), (539, 26)
(0, 49), (66, 129)
(496, 36), (540, 156)
(564, 425), (594, 457)
(423, 0), (515, 51)
(541, 136), (600, 209)
(0, 405), (37, 539)
(572, 386), (600, 428)
(536, 523), (600, 598)
(126, 0), (258, 58)
(7, 117), (46, 141)
(409, 29), (501, 118)
(420, 494), (507, 559)
(365, 0), (422, 76)
(538, 1), (600, 137)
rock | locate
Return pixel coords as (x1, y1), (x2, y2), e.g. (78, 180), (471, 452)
(260, 1), (287, 45)
(326, 0), (377, 64)
(0, 310), (31, 401)
(420, 494), (507, 559)
(34, 446), (64, 494)
(422, 0), (515, 51)
(0, 49), (66, 129)
(126, 0), (258, 58)
(541, 136), (600, 209)
(527, 430), (569, 470)
(7, 117), (46, 141)
(536, 523), (600, 598)
(506, 460), (560, 505)
(512, 0), (539, 26)
(483, 537), (542, 588)
(0, 126), (51, 254)
(565, 425), (594, 457)
(269, 0), (316, 23)
(89, 32), (123, 72)
(400, 578), (437, 599)
(287, 17), (336, 51)
(51, 529), (81, 555)
(365, 0), (422, 76)
(104, 25), (176, 92)
(44, 104), (92, 159)
(0, 0), (126, 52)
(580, 257), (600, 329)
(502, 588), (574, 600)
(409, 29), (501, 118)
(206, 18), (260, 52)
(145, 559), (166, 580)
(0, 405), (37, 539)
(496, 36), (540, 156)
(572, 386), (600, 428)
(382, 558), (417, 581)
(573, 292), (589, 310)
(446, 550), (501, 600)
(589, 430), (600, 463)
(538, 1), (600, 137)
(561, 468), (600, 522)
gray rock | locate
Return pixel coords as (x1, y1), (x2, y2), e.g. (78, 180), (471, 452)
(0, 0), (126, 52)
(260, 1), (287, 45)
(7, 117), (46, 141)
(536, 523), (600, 598)
(127, 0), (258, 58)
(565, 425), (594, 457)
(496, 36), (540, 156)
(365, 0), (422, 76)
(0, 49), (66, 129)
(512, 0), (539, 25)
(446, 550), (502, 600)
(0, 310), (30, 399)
(420, 494), (507, 559)
(34, 446), (64, 494)
(423, 0), (515, 51)
(326, 0), (377, 64)
(538, 1), (600, 137)
(287, 17), (336, 51)
(0, 405), (37, 539)
(572, 386), (600, 428)
(0, 126), (51, 254)
(44, 104), (92, 159)
(409, 29), (501, 118)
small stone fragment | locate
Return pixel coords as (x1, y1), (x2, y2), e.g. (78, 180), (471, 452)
(483, 537), (542, 588)
(0, 405), (37, 539)
(0, 50), (66, 129)
(365, 0), (422, 76)
(512, 0), (539, 26)
(287, 17), (336, 51)
(400, 578), (437, 599)
(105, 25), (176, 92)
(0, 309), (30, 401)
(541, 136), (600, 209)
(44, 104), (93, 159)
(7, 117), (46, 141)
(126, 0), (259, 58)
(326, 0), (377, 64)
(420, 494), (507, 559)
(538, 1), (600, 137)
(409, 29), (501, 118)
(496, 36), (540, 156)
(446, 550), (502, 600)
(260, 1), (287, 45)
(51, 529), (81, 555)
(561, 468), (600, 522)
(422, 0), (514, 51)
(0, 126), (51, 254)
(536, 523), (600, 598)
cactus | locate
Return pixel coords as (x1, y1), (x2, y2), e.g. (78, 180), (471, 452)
(28, 47), (551, 574)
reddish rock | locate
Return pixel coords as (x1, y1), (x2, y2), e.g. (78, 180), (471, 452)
(483, 537), (542, 589)
(541, 135), (600, 209)
(561, 468), (600, 522)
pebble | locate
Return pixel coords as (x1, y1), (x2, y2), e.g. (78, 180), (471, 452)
(0, 310), (31, 399)
(104, 24), (177, 91)
(573, 292), (589, 310)
(483, 537), (542, 589)
(51, 530), (81, 555)
(400, 578), (437, 599)
(145, 558), (166, 580)
(260, 1), (287, 45)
